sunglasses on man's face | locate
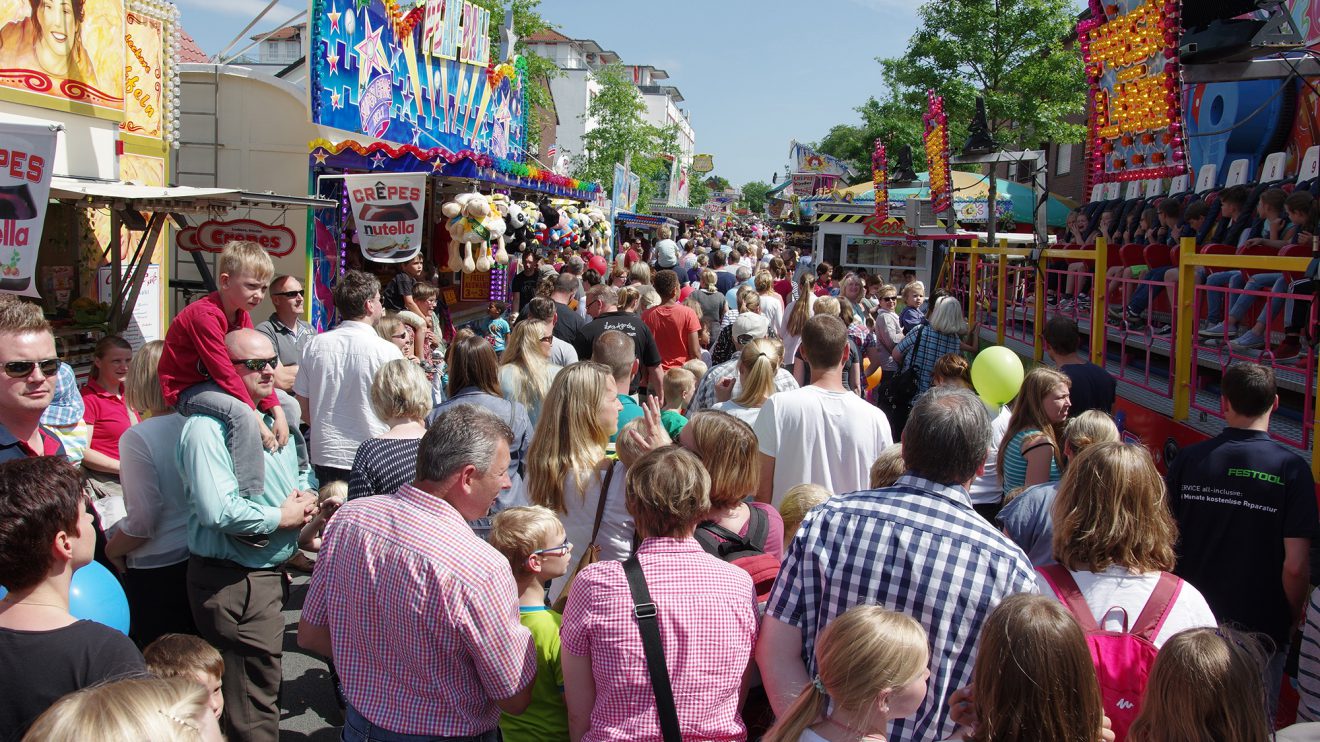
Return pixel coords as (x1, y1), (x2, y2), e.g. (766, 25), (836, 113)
(3, 358), (59, 378)
(232, 357), (278, 371)
(273, 289), (304, 298)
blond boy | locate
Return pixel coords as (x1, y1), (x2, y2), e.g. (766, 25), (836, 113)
(144, 633), (226, 720)
(660, 367), (696, 440)
(489, 506), (572, 742)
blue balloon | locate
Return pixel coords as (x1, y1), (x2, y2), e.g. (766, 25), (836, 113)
(69, 561), (130, 635)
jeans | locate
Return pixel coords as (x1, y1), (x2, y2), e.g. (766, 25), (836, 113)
(1288, 278), (1318, 332)
(342, 704), (498, 742)
(1127, 265), (1175, 314)
(1267, 644), (1290, 718)
(176, 384), (306, 499)
(1204, 270), (1244, 324)
(1229, 273), (1283, 325)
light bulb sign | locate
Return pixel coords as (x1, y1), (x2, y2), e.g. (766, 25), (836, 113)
(924, 91), (952, 214)
(1078, 0), (1187, 184)
(872, 140), (888, 219)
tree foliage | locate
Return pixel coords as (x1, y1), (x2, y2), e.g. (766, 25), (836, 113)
(688, 175), (711, 207)
(740, 181), (772, 214)
(571, 63), (675, 212)
(704, 175), (731, 193)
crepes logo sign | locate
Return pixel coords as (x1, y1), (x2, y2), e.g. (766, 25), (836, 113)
(0, 122), (56, 296)
(344, 173), (426, 263)
(178, 219), (297, 257)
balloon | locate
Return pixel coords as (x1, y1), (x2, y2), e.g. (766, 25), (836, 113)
(971, 346), (1025, 406)
(69, 561), (131, 635)
(866, 365), (883, 391)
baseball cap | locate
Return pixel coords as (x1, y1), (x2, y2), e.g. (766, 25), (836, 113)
(732, 313), (770, 345)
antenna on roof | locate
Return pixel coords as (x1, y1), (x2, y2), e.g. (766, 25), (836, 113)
(211, 0), (282, 63)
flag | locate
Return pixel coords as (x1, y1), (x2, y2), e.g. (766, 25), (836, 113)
(546, 143), (558, 159)
(789, 140), (856, 179)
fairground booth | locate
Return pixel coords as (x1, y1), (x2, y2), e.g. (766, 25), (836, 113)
(305, 0), (600, 328)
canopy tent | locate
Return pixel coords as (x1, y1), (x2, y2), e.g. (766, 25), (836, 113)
(832, 171), (1077, 227)
(615, 211), (679, 231)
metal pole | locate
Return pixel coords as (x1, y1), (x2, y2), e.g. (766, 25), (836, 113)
(986, 166), (997, 249)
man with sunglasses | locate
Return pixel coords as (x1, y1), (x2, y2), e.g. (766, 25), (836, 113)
(256, 275), (316, 394)
(0, 297), (64, 462)
(179, 328), (317, 742)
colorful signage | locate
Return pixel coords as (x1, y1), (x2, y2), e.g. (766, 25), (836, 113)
(924, 91), (952, 214)
(178, 219), (298, 258)
(691, 153), (714, 174)
(1079, 0), (1187, 184)
(791, 172), (817, 198)
(0, 0), (126, 115)
(344, 173), (426, 262)
(122, 9), (163, 138)
(790, 140), (854, 179)
(310, 0), (528, 158)
(872, 140), (888, 219)
(0, 121), (55, 296)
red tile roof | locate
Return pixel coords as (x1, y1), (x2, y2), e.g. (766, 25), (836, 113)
(176, 27), (209, 63)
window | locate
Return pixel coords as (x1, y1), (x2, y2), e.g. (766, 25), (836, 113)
(1056, 143), (1074, 176)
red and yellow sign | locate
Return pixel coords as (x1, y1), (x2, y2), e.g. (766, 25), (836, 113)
(924, 90), (952, 214)
(0, 0), (126, 117)
(122, 9), (163, 138)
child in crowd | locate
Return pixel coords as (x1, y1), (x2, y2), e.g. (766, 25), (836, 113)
(157, 241), (301, 503)
(682, 358), (708, 390)
(762, 605), (930, 742)
(660, 368), (696, 440)
(898, 281), (926, 334)
(778, 483), (830, 543)
(486, 301), (511, 352)
(381, 253), (426, 314)
(143, 633), (226, 721)
(298, 481), (346, 553)
(1128, 627), (1272, 742)
(488, 506), (572, 742)
(614, 417), (649, 467)
(869, 445), (905, 489)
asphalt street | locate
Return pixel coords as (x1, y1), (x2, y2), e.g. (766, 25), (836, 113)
(279, 573), (341, 741)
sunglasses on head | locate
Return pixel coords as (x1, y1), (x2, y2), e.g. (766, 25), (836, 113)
(232, 356), (278, 371)
(273, 289), (304, 298)
(3, 358), (59, 378)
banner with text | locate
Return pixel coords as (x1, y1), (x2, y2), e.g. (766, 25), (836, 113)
(0, 121), (55, 296)
(344, 173), (426, 262)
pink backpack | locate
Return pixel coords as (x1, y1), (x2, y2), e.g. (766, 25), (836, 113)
(1038, 565), (1182, 742)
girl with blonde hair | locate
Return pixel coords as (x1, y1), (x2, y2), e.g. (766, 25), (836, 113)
(781, 272), (817, 368)
(778, 483), (830, 544)
(712, 338), (782, 428)
(763, 605), (929, 742)
(23, 676), (222, 742)
(1128, 627), (1272, 742)
(790, 297), (863, 395)
(756, 270), (785, 334)
(997, 367), (1071, 494)
(499, 318), (561, 427)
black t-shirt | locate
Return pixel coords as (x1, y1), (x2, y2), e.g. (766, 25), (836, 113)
(1061, 362), (1116, 415)
(511, 270), (541, 313)
(553, 301), (586, 344)
(574, 311), (662, 392)
(1166, 428), (1319, 644)
(0, 620), (145, 740)
(381, 272), (416, 312)
(714, 270), (738, 295)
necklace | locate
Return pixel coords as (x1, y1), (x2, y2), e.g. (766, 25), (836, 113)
(822, 716), (886, 742)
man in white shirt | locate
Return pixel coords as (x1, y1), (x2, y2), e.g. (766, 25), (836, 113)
(653, 226), (680, 270)
(754, 314), (892, 505)
(294, 270), (403, 484)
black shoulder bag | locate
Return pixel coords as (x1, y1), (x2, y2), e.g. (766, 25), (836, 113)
(883, 325), (925, 415)
(623, 554), (683, 742)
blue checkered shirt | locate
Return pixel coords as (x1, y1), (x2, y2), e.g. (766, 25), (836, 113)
(765, 474), (1037, 742)
(894, 327), (963, 394)
(41, 362), (84, 427)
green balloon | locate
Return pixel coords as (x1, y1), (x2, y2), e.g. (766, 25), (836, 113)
(971, 346), (1025, 406)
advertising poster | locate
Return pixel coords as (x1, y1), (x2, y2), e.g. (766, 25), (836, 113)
(0, 121), (56, 296)
(344, 173), (425, 262)
(121, 9), (162, 138)
(789, 140), (855, 179)
(0, 0), (125, 116)
(97, 263), (159, 348)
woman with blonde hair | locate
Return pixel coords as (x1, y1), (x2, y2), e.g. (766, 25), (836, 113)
(693, 268), (726, 328)
(711, 286), (764, 366)
(1128, 627), (1271, 742)
(997, 366), (1071, 494)
(680, 410), (784, 561)
(780, 272), (817, 369)
(764, 605), (929, 742)
(778, 483), (830, 544)
(560, 446), (759, 742)
(375, 316), (414, 359)
(996, 410), (1120, 566)
(105, 340), (196, 645)
(346, 359), (434, 501)
(756, 270), (785, 335)
(628, 261), (652, 287)
(23, 676), (222, 742)
(712, 338), (782, 428)
(499, 318), (561, 427)
(790, 296), (863, 395)
(618, 285), (641, 315)
(1039, 442), (1216, 651)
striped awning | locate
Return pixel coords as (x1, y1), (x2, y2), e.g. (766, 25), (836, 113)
(814, 213), (868, 223)
(616, 211), (679, 230)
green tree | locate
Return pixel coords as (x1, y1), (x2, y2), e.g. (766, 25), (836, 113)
(571, 64), (674, 211)
(740, 181), (772, 214)
(474, 0), (559, 154)
(688, 176), (711, 207)
(704, 175), (731, 193)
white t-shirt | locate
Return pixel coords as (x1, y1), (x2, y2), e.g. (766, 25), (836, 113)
(712, 399), (763, 428)
(294, 321), (404, 469)
(968, 405), (1013, 505)
(754, 385), (893, 506)
(1035, 566), (1218, 647)
(549, 461), (633, 605)
(759, 293), (785, 338)
(654, 239), (680, 268)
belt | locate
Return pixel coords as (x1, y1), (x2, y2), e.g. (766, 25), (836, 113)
(189, 554), (282, 573)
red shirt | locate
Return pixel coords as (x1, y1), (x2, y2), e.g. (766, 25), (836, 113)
(642, 302), (701, 370)
(158, 292), (278, 412)
(80, 378), (136, 460)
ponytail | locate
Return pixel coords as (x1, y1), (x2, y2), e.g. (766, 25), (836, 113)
(734, 338), (780, 407)
(786, 273), (816, 337)
(761, 679), (830, 742)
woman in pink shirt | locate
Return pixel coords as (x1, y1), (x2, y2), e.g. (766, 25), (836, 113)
(81, 336), (138, 496)
(561, 446), (758, 741)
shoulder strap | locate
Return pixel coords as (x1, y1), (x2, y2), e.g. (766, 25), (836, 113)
(588, 462), (616, 545)
(746, 504), (769, 550)
(623, 555), (683, 742)
(903, 327), (924, 370)
(1037, 565), (1101, 632)
(1131, 572), (1183, 641)
(692, 522), (724, 556)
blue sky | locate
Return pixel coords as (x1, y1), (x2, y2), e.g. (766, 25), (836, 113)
(176, 0), (923, 188)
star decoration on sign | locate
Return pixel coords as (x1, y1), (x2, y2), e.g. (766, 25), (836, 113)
(326, 1), (341, 32)
(313, 149), (329, 165)
(370, 151), (388, 169)
(324, 40), (339, 71)
(330, 90), (343, 109)
(389, 38), (404, 72)
(431, 158), (446, 173)
(353, 14), (390, 90)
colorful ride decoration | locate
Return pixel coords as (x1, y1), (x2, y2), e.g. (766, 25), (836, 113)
(923, 91), (952, 214)
(872, 140), (888, 219)
(1078, 0), (1188, 187)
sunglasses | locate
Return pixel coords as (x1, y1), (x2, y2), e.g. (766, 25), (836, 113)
(880, 296), (898, 302)
(232, 357), (278, 371)
(272, 289), (304, 298)
(540, 336), (554, 343)
(4, 358), (60, 378)
(531, 540), (573, 557)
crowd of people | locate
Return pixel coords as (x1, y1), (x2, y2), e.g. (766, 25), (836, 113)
(0, 226), (1318, 742)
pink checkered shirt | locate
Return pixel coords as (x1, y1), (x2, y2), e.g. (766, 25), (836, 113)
(302, 484), (535, 736)
(560, 537), (758, 741)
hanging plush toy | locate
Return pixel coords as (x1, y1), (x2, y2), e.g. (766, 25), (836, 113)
(487, 193), (514, 265)
(584, 205), (610, 255)
(441, 192), (502, 274)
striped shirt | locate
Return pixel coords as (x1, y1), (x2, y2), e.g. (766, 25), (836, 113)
(1000, 429), (1061, 495)
(766, 475), (1038, 742)
(1298, 586), (1320, 721)
(347, 437), (420, 500)
(302, 484), (536, 736)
